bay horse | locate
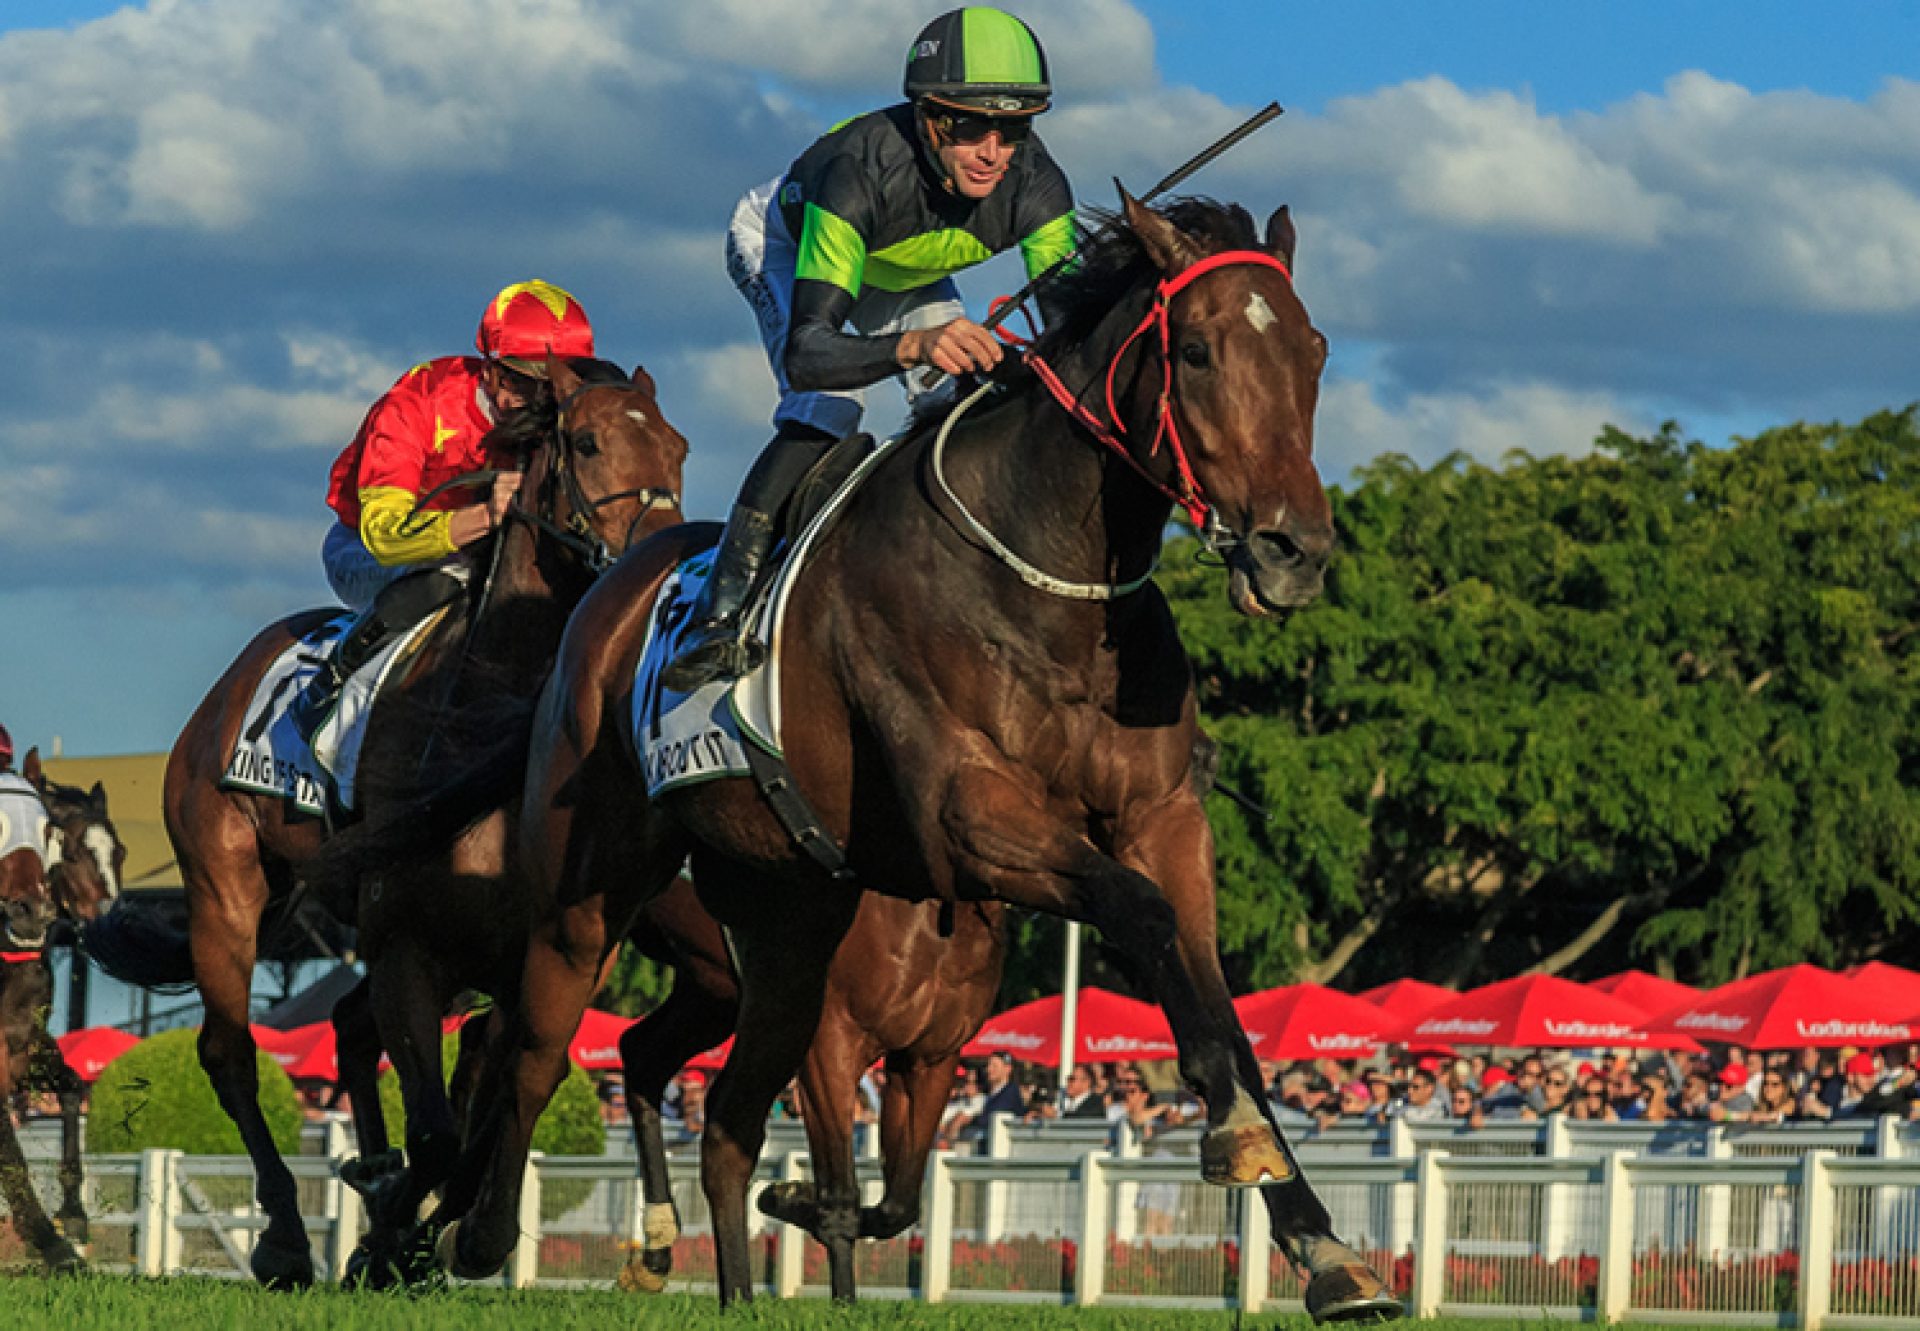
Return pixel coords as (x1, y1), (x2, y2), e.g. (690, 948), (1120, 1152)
(0, 748), (123, 1272)
(83, 356), (686, 1287)
(432, 195), (1400, 1320)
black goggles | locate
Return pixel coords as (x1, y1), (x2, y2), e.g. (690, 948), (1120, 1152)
(934, 111), (1032, 146)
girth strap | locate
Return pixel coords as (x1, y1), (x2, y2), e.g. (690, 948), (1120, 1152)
(740, 742), (854, 883)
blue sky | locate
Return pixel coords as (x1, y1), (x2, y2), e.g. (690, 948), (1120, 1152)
(2, 1), (1917, 759)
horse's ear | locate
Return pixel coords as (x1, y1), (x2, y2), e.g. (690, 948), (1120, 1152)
(548, 354), (581, 399)
(1265, 205), (1297, 268)
(630, 363), (657, 397)
(1118, 181), (1198, 274)
(22, 748), (41, 784)
(88, 781), (109, 815)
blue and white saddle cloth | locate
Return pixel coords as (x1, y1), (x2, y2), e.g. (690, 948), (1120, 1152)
(222, 611), (443, 815)
(631, 437), (899, 798)
(0, 772), (49, 870)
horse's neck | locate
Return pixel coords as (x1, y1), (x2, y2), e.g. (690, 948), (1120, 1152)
(950, 340), (1173, 593)
(462, 508), (583, 681)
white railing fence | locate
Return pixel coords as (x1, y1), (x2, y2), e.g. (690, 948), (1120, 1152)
(10, 1119), (1920, 1327)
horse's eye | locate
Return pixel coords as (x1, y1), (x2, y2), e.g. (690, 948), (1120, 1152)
(1180, 340), (1211, 370)
(570, 429), (600, 457)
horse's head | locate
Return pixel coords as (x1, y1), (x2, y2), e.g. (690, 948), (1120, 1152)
(39, 773), (123, 926)
(1119, 192), (1332, 616)
(531, 357), (688, 572)
(0, 751), (57, 947)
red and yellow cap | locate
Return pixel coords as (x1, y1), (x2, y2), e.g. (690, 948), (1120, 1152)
(476, 279), (594, 376)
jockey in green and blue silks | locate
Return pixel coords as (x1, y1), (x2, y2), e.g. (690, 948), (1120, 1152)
(662, 6), (1076, 692)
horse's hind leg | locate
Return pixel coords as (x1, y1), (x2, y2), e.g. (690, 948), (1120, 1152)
(364, 947), (460, 1284)
(188, 870), (315, 1287)
(697, 871), (858, 1306)
(615, 959), (738, 1292)
(38, 1038), (91, 1248)
(0, 1043), (81, 1272)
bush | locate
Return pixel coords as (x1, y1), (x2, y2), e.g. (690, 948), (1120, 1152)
(375, 1028), (604, 1221)
(86, 1027), (302, 1156)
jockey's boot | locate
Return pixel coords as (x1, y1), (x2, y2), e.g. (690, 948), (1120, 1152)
(288, 568), (466, 742)
(660, 423), (835, 692)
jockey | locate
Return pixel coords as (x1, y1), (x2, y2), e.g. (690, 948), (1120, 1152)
(661, 6), (1075, 690)
(288, 280), (595, 739)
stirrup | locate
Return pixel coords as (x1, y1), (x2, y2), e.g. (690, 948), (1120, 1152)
(660, 625), (766, 692)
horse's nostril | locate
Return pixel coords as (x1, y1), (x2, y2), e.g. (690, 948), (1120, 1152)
(1257, 529), (1305, 568)
(1255, 523), (1334, 570)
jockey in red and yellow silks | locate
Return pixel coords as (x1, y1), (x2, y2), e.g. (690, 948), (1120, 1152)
(289, 280), (594, 741)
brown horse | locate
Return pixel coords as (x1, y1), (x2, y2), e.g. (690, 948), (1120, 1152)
(83, 356), (685, 1287)
(0, 748), (123, 1272)
(424, 196), (1397, 1320)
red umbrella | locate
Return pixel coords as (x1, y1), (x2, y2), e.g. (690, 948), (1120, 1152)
(1403, 974), (1700, 1049)
(1357, 978), (1457, 1020)
(56, 1026), (140, 1082)
(687, 1036), (733, 1072)
(1647, 964), (1913, 1049)
(962, 987), (1176, 1067)
(1232, 984), (1394, 1061)
(568, 1007), (635, 1070)
(1845, 962), (1920, 1016)
(1591, 970), (1703, 1015)
(251, 1022), (339, 1081)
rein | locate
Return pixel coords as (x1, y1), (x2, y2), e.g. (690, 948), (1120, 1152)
(1025, 249), (1294, 545)
(931, 382), (1159, 601)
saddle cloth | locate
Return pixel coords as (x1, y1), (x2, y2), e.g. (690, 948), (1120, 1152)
(222, 611), (443, 816)
(630, 434), (901, 799)
(0, 772), (47, 869)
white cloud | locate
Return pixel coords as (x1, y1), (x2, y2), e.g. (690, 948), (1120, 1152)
(1317, 378), (1653, 479)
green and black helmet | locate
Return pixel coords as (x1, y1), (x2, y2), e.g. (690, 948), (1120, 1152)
(903, 7), (1051, 116)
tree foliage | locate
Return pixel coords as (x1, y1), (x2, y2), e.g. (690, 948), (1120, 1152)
(1145, 407), (1920, 990)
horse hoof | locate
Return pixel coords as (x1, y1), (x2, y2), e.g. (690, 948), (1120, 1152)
(617, 1255), (668, 1294)
(1200, 1122), (1295, 1186)
(757, 1180), (819, 1228)
(433, 1218), (495, 1281)
(39, 1240), (86, 1275)
(249, 1236), (316, 1289)
(1305, 1263), (1404, 1323)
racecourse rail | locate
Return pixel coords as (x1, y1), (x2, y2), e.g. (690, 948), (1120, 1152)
(16, 1115), (1920, 1326)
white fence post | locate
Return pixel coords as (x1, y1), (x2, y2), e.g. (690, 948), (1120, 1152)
(509, 1152), (543, 1288)
(135, 1149), (173, 1276)
(1798, 1151), (1834, 1331)
(326, 1164), (363, 1282)
(1238, 1175), (1271, 1312)
(775, 1151), (807, 1298)
(922, 1151), (954, 1303)
(1074, 1151), (1108, 1306)
(1411, 1151), (1448, 1318)
(984, 1115), (1012, 1241)
(1541, 1113), (1574, 1261)
(1597, 1151), (1634, 1323)
(1701, 1125), (1732, 1254)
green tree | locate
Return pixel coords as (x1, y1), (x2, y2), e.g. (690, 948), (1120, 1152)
(87, 1029), (302, 1156)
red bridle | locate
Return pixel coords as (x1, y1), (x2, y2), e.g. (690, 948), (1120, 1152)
(1025, 249), (1295, 532)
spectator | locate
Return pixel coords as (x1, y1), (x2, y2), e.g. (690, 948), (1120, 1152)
(1638, 1066), (1673, 1123)
(1398, 1067), (1448, 1123)
(1447, 1084), (1483, 1126)
(1674, 1070), (1714, 1120)
(1536, 1064), (1575, 1117)
(1605, 1065), (1645, 1120)
(1746, 1067), (1800, 1124)
(667, 1069), (708, 1135)
(977, 1052), (1026, 1126)
(939, 1065), (987, 1145)
(1479, 1065), (1526, 1118)
(1712, 1061), (1756, 1121)
(1112, 1067), (1175, 1141)
(1837, 1052), (1907, 1118)
(1570, 1075), (1618, 1122)
(1513, 1055), (1546, 1112)
(1364, 1068), (1396, 1117)
(1333, 1080), (1376, 1126)
(1058, 1063), (1106, 1119)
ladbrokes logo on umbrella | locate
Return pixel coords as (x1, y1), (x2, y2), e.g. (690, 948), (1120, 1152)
(978, 1032), (1048, 1050)
(1307, 1033), (1376, 1052)
(1796, 1019), (1912, 1041)
(1542, 1020), (1645, 1041)
(1415, 1018), (1500, 1037)
(1675, 1012), (1749, 1033)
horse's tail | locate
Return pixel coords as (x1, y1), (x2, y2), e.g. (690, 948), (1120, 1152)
(303, 690), (540, 898)
(82, 898), (197, 990)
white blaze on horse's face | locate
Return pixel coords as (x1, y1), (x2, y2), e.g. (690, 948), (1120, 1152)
(1244, 292), (1278, 335)
(85, 825), (121, 897)
(627, 409), (649, 427)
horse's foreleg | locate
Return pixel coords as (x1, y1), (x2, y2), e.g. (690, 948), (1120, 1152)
(440, 901), (608, 1282)
(38, 1038), (90, 1247)
(861, 1052), (959, 1240)
(190, 894), (314, 1287)
(1119, 795), (1402, 1323)
(616, 977), (737, 1291)
(332, 977), (393, 1166)
(785, 1015), (865, 1302)
(0, 1050), (81, 1271)
(699, 886), (857, 1306)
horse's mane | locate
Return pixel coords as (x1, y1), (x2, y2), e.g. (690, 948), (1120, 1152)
(1031, 196), (1263, 358)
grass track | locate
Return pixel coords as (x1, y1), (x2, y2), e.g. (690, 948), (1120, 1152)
(0, 1277), (1724, 1331)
